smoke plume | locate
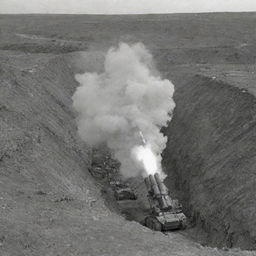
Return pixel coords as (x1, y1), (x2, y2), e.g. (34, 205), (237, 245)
(72, 42), (175, 178)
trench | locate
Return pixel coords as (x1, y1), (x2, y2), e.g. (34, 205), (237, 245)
(69, 49), (256, 250)
(2, 47), (255, 253)
(7, 47), (253, 250)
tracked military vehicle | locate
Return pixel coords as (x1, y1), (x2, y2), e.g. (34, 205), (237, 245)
(144, 173), (187, 231)
(110, 181), (137, 201)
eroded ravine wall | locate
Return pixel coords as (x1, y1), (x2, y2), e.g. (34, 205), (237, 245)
(163, 75), (256, 250)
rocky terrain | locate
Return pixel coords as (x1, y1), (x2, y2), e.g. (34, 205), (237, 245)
(0, 13), (256, 255)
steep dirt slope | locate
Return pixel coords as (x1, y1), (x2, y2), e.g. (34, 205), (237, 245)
(0, 51), (107, 254)
(163, 74), (256, 250)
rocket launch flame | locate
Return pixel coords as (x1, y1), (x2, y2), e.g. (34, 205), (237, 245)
(135, 131), (159, 175)
(134, 144), (158, 175)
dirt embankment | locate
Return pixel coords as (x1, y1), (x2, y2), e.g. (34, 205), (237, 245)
(0, 52), (104, 255)
(163, 74), (256, 250)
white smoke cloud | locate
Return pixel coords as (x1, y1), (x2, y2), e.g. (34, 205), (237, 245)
(72, 42), (175, 178)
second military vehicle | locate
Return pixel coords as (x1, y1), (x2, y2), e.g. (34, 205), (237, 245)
(110, 181), (138, 201)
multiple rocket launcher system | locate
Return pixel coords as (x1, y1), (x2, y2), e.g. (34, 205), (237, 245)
(144, 173), (187, 231)
(145, 173), (173, 212)
(109, 129), (187, 232)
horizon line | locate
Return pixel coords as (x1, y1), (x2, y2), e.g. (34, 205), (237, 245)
(1, 11), (256, 15)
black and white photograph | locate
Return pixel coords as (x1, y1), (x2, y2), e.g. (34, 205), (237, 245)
(0, 1), (256, 255)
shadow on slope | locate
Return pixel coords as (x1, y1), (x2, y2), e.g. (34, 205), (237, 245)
(163, 74), (256, 250)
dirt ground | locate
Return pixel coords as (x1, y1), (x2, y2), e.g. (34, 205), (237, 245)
(0, 13), (256, 255)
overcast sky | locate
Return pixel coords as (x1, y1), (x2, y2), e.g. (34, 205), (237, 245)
(1, 0), (256, 14)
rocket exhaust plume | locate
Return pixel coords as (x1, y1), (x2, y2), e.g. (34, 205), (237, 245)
(72, 42), (175, 178)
